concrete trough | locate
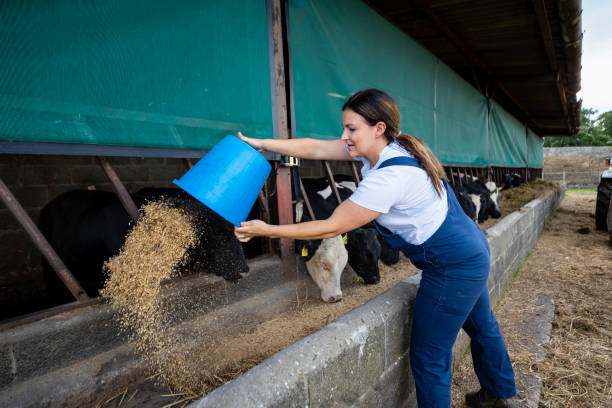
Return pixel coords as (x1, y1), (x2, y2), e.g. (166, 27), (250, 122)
(0, 187), (564, 407)
(190, 187), (565, 408)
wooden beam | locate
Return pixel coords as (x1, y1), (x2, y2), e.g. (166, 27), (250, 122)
(531, 0), (570, 123)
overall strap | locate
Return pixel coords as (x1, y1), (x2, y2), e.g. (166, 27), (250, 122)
(377, 156), (421, 169)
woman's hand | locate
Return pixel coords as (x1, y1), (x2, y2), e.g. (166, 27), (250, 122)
(237, 131), (264, 152)
(234, 219), (269, 242)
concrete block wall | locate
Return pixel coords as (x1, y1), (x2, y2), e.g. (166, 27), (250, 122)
(543, 146), (612, 187)
(192, 275), (421, 408)
(190, 187), (565, 408)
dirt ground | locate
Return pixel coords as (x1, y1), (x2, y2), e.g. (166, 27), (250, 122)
(451, 191), (612, 407)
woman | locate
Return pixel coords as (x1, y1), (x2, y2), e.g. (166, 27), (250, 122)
(235, 89), (517, 408)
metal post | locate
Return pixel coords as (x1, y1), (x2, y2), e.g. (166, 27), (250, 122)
(322, 160), (342, 204)
(298, 179), (315, 221)
(268, 0), (295, 280)
(350, 161), (360, 186)
(0, 178), (89, 301)
(257, 181), (273, 254)
(97, 157), (140, 223)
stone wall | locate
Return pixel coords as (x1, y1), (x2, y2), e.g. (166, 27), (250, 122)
(543, 146), (611, 187)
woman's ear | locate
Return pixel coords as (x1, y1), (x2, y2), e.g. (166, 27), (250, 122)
(375, 121), (387, 138)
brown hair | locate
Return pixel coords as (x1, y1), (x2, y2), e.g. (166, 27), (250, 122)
(342, 89), (447, 196)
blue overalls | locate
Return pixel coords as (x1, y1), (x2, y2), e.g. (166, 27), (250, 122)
(372, 157), (516, 407)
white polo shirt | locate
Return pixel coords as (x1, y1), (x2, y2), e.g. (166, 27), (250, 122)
(348, 141), (448, 245)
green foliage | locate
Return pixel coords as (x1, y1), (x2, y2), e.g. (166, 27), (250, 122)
(544, 108), (612, 147)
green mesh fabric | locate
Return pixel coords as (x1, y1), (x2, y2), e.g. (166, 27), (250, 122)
(490, 101), (528, 167)
(288, 0), (534, 168)
(0, 0), (272, 150)
(527, 128), (543, 167)
(1, 0), (542, 168)
(435, 63), (488, 166)
(288, 0), (436, 145)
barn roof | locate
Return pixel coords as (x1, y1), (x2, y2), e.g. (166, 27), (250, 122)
(366, 0), (582, 136)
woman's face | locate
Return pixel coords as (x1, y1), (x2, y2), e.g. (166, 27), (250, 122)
(341, 109), (384, 159)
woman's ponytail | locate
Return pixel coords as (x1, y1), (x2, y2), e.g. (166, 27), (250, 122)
(396, 133), (446, 197)
(343, 89), (447, 197)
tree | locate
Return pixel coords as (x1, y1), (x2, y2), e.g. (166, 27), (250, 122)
(597, 111), (612, 138)
(544, 108), (612, 147)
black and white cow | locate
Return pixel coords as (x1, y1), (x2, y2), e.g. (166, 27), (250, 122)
(39, 187), (249, 305)
(453, 176), (502, 223)
(300, 176), (400, 285)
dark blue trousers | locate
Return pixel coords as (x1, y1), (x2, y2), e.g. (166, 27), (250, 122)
(409, 265), (516, 407)
(373, 157), (516, 407)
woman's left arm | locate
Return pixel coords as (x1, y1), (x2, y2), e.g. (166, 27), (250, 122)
(234, 199), (381, 242)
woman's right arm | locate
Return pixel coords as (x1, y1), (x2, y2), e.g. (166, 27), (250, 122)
(238, 132), (352, 161)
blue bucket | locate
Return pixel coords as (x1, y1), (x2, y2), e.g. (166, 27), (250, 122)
(173, 135), (271, 226)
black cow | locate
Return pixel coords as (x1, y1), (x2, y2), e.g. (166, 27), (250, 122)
(501, 173), (525, 190)
(39, 188), (248, 305)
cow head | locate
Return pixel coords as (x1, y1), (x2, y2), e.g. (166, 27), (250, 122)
(378, 233), (400, 265)
(484, 181), (501, 218)
(304, 236), (347, 303)
(455, 190), (478, 223)
(178, 199), (250, 281)
(346, 228), (381, 284)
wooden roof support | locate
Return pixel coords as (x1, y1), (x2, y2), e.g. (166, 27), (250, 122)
(531, 0), (571, 133)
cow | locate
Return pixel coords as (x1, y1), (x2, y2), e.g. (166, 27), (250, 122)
(300, 233), (348, 303)
(39, 187), (249, 305)
(501, 173), (525, 190)
(453, 187), (479, 223)
(241, 203), (267, 259)
(453, 176), (502, 223)
(300, 176), (400, 285)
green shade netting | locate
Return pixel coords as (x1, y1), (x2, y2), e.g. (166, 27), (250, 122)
(527, 128), (543, 168)
(490, 101), (527, 167)
(435, 63), (488, 166)
(0, 0), (272, 150)
(288, 0), (436, 146)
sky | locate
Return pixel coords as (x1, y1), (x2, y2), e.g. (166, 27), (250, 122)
(576, 0), (612, 115)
